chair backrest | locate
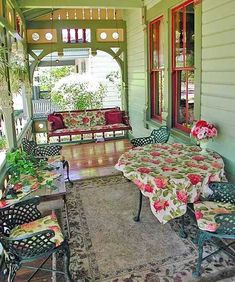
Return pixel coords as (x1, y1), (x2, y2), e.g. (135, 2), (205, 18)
(215, 214), (235, 236)
(22, 138), (37, 155)
(151, 126), (170, 143)
(0, 198), (41, 236)
(130, 136), (154, 147)
(208, 182), (235, 204)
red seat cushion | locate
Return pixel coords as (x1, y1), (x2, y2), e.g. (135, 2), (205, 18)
(105, 111), (123, 124)
(48, 114), (65, 131)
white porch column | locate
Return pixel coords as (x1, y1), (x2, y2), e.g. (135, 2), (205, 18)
(0, 93), (17, 149)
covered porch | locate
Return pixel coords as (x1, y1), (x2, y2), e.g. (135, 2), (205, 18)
(0, 0), (235, 281)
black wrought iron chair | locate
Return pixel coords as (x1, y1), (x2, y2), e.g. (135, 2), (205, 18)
(22, 138), (73, 185)
(130, 126), (170, 147)
(0, 197), (72, 282)
(193, 182), (235, 277)
(131, 126), (170, 222)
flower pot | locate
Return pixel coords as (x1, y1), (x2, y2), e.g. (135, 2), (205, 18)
(199, 141), (208, 155)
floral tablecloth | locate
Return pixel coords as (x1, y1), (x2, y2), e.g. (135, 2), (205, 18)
(115, 143), (226, 224)
(0, 169), (61, 209)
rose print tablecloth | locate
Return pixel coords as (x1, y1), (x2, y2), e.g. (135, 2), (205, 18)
(115, 143), (226, 224)
(0, 170), (61, 209)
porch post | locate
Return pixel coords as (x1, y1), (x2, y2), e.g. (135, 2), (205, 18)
(0, 95), (17, 149)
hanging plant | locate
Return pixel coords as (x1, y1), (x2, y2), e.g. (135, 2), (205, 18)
(9, 52), (28, 94)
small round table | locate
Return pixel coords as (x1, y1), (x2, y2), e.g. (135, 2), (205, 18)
(115, 143), (226, 224)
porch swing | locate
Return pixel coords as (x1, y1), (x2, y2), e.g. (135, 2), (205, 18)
(45, 9), (132, 144)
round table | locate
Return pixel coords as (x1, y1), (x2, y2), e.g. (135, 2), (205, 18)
(115, 143), (226, 224)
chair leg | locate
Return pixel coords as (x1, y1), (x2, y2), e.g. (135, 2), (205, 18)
(63, 241), (73, 282)
(63, 195), (71, 239)
(62, 160), (73, 186)
(179, 214), (188, 238)
(192, 232), (207, 278)
(7, 262), (19, 282)
(133, 190), (143, 222)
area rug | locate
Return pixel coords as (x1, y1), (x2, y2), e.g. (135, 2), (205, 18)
(64, 175), (235, 282)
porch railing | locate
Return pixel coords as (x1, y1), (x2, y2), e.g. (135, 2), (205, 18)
(32, 99), (60, 117)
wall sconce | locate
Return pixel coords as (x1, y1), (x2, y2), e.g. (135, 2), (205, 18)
(91, 50), (97, 57)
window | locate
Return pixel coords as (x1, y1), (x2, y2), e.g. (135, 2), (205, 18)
(172, 0), (195, 132)
(149, 16), (164, 121)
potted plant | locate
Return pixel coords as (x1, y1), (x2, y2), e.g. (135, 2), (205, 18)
(6, 149), (52, 192)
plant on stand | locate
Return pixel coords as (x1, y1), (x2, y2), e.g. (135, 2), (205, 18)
(190, 120), (217, 154)
(6, 149), (51, 192)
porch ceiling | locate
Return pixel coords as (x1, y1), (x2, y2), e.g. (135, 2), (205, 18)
(21, 8), (59, 21)
(17, 0), (143, 9)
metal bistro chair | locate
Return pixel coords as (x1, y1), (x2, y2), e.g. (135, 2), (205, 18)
(130, 126), (170, 222)
(130, 126), (170, 148)
(22, 138), (73, 185)
(193, 182), (235, 277)
(0, 197), (72, 282)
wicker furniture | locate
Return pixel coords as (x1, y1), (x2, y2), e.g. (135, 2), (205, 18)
(193, 182), (235, 277)
(130, 126), (170, 147)
(0, 197), (72, 281)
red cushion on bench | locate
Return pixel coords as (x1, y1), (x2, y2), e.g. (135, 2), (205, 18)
(105, 111), (123, 124)
(48, 114), (65, 131)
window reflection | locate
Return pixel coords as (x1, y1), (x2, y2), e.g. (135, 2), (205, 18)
(172, 1), (195, 132)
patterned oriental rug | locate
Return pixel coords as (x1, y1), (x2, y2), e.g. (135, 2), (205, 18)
(64, 175), (235, 282)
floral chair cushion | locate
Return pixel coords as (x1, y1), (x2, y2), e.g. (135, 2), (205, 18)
(10, 214), (64, 247)
(194, 201), (235, 232)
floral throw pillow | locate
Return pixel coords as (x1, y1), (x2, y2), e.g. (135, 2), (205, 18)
(90, 111), (106, 126)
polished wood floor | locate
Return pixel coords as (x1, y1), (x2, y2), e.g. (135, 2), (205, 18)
(62, 138), (132, 181)
(6, 138), (131, 282)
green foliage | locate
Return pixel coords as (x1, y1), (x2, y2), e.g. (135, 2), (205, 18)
(9, 53), (28, 94)
(39, 66), (74, 92)
(0, 46), (7, 81)
(0, 45), (29, 95)
(6, 149), (47, 184)
(51, 74), (107, 110)
(106, 70), (122, 93)
(0, 136), (7, 151)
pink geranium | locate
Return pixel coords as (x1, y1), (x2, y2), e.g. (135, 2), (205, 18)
(191, 120), (217, 141)
(176, 191), (188, 204)
(153, 199), (169, 212)
(154, 178), (168, 189)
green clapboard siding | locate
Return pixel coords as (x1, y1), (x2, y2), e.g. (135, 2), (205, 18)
(201, 0), (235, 181)
(125, 9), (150, 138)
